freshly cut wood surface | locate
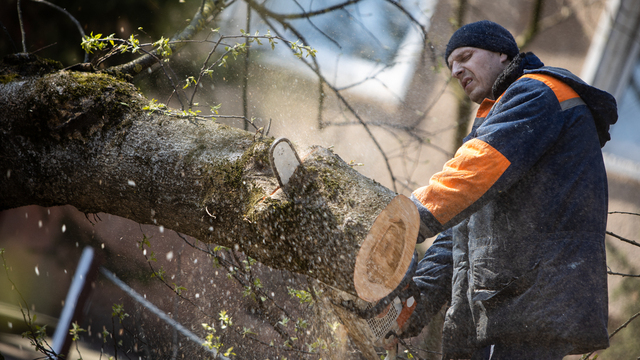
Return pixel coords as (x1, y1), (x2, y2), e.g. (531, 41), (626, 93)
(354, 194), (419, 302)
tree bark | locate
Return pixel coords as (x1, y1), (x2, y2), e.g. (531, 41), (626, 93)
(0, 58), (418, 301)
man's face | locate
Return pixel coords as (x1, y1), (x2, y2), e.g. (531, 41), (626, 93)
(447, 47), (509, 104)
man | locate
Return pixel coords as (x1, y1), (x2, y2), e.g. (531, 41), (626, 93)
(403, 20), (618, 359)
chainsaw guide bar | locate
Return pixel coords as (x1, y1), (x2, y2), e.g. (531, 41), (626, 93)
(269, 137), (302, 189)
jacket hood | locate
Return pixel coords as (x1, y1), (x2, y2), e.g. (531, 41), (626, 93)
(493, 52), (618, 147)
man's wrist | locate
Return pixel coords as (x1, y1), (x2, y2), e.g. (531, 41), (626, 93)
(409, 193), (442, 242)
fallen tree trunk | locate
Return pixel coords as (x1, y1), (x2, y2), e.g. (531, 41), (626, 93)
(0, 56), (419, 303)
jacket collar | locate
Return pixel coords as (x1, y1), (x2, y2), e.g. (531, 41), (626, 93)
(492, 52), (544, 99)
(489, 52), (617, 147)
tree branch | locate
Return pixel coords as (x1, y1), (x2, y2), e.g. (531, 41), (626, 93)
(108, 0), (227, 77)
(0, 68), (415, 299)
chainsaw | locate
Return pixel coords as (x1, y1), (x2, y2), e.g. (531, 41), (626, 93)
(335, 250), (422, 358)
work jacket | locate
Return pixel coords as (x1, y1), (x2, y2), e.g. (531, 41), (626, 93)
(411, 52), (618, 358)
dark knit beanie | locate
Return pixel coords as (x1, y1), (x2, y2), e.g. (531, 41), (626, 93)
(445, 20), (519, 66)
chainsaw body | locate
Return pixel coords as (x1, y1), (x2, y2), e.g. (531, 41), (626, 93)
(357, 250), (421, 348)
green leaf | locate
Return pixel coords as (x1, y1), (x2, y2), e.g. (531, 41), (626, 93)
(173, 283), (187, 295)
(102, 329), (110, 343)
(69, 322), (86, 341)
(224, 347), (235, 357)
(278, 317), (289, 327)
(242, 327), (256, 337)
(253, 278), (263, 289)
(219, 310), (232, 329)
(183, 76), (196, 89)
(112, 303), (129, 322)
(287, 287), (313, 304)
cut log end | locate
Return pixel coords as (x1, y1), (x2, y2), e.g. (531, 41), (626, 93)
(353, 194), (419, 302)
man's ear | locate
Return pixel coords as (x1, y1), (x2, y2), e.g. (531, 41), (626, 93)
(499, 53), (509, 64)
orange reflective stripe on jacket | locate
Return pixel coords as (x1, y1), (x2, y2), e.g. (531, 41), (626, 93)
(521, 73), (582, 108)
(413, 138), (511, 225)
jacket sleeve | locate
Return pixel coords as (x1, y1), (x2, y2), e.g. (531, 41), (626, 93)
(412, 76), (578, 236)
(412, 228), (454, 325)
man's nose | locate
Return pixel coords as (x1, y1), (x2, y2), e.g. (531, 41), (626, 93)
(451, 62), (463, 79)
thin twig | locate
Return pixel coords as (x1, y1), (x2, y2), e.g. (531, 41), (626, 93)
(582, 311), (640, 360)
(109, 0), (226, 77)
(100, 267), (224, 359)
(334, 89), (398, 191)
(184, 33), (300, 110)
(334, 63), (394, 91)
(397, 335), (442, 356)
(606, 231), (640, 248)
(166, 62), (189, 110)
(609, 311), (640, 342)
(386, 0), (428, 40)
(112, 317), (119, 360)
(408, 75), (453, 129)
(290, 0), (342, 49)
(151, 51), (185, 109)
(243, 3), (251, 130)
(176, 232), (304, 352)
(170, 243), (183, 360)
(607, 270), (640, 278)
(17, 0), (27, 52)
(94, 36), (186, 108)
(30, 0), (89, 62)
(175, 235), (318, 355)
(248, 0), (362, 20)
(32, 42), (64, 57)
(187, 34), (226, 109)
(326, 119), (455, 157)
(177, 233), (292, 318)
(385, 0), (438, 63)
(136, 226), (214, 320)
(255, 10), (399, 192)
(317, 79), (326, 129)
(1, 251), (58, 358)
(609, 211), (640, 216)
(1, 21), (18, 53)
